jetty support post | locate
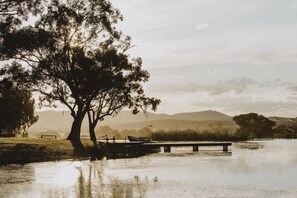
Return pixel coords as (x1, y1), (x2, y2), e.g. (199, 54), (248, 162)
(193, 145), (199, 152)
(223, 145), (228, 152)
(164, 146), (171, 153)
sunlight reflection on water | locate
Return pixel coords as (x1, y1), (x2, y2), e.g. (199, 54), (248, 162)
(1, 139), (297, 197)
(35, 161), (81, 187)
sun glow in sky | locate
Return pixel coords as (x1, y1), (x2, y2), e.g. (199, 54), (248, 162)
(111, 0), (297, 117)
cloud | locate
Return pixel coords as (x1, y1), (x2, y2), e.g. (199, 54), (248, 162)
(207, 78), (254, 95)
(195, 23), (209, 30)
(149, 77), (254, 95)
(207, 67), (224, 74)
(291, 0), (297, 9)
(259, 79), (283, 88)
(137, 0), (147, 3)
(192, 96), (297, 117)
(287, 85), (297, 93)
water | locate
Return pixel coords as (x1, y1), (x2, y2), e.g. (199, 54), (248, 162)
(1, 139), (297, 198)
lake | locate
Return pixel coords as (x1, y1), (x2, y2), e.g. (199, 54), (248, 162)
(1, 139), (297, 198)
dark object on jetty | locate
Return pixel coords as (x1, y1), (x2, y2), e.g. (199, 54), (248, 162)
(128, 135), (151, 142)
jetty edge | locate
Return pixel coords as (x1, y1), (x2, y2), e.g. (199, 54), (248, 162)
(102, 140), (232, 157)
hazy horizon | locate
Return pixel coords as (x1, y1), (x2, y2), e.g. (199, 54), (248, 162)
(34, 108), (297, 119)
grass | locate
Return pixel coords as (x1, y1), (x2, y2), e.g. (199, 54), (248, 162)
(0, 138), (98, 165)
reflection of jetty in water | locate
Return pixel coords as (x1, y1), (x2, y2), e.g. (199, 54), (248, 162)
(233, 142), (264, 150)
(101, 141), (232, 159)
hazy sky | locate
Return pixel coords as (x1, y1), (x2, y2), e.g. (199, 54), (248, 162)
(111, 0), (297, 117)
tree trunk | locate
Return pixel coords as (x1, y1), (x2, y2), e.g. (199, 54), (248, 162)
(69, 139), (88, 158)
(67, 115), (84, 141)
(89, 123), (97, 142)
(87, 111), (97, 142)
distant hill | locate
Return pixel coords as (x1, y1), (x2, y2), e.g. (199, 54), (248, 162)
(114, 119), (236, 131)
(269, 117), (297, 127)
(171, 111), (232, 121)
(32, 111), (73, 132)
(29, 110), (235, 135)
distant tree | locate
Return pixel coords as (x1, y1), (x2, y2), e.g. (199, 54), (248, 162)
(0, 0), (160, 141)
(233, 113), (276, 138)
(273, 124), (297, 139)
(0, 80), (38, 136)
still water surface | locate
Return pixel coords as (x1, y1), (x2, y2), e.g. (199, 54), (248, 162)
(1, 139), (297, 198)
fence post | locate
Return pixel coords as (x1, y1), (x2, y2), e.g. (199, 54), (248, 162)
(164, 146), (171, 153)
(193, 145), (199, 152)
(223, 145), (228, 152)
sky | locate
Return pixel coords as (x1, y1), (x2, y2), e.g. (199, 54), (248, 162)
(110, 0), (297, 117)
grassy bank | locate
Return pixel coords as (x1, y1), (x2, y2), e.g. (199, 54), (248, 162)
(0, 138), (98, 165)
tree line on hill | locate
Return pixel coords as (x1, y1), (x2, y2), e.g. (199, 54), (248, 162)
(0, 0), (160, 140)
(150, 113), (297, 141)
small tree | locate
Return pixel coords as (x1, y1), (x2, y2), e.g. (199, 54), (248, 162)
(0, 80), (38, 136)
(233, 113), (276, 138)
(87, 48), (160, 141)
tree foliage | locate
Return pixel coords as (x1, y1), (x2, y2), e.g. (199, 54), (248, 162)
(0, 0), (43, 35)
(0, 80), (38, 135)
(0, 0), (42, 17)
(233, 113), (276, 138)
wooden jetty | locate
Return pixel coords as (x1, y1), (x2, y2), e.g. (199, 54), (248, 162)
(141, 142), (232, 152)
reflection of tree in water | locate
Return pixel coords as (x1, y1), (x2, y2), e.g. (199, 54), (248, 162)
(73, 161), (150, 198)
(75, 162), (104, 198)
(109, 176), (149, 198)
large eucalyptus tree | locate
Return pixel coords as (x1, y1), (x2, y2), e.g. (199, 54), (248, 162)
(0, 0), (160, 141)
